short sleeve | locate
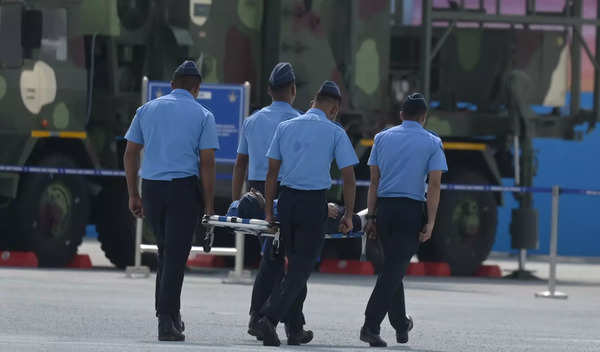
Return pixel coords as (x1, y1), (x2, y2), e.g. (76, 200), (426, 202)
(199, 112), (220, 150)
(428, 140), (448, 173)
(266, 124), (282, 160)
(334, 129), (359, 169)
(367, 135), (379, 166)
(124, 106), (145, 144)
(237, 120), (249, 155)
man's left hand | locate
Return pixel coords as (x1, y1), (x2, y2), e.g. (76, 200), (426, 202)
(327, 203), (339, 218)
(129, 194), (144, 218)
(419, 223), (434, 242)
(338, 214), (353, 234)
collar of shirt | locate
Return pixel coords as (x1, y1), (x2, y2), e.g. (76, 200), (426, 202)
(401, 120), (423, 129)
(306, 108), (328, 121)
(171, 89), (196, 99)
(270, 101), (293, 110)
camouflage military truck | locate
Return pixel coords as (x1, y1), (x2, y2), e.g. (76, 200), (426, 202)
(0, 0), (194, 267)
(1, 0), (599, 274)
(190, 0), (600, 275)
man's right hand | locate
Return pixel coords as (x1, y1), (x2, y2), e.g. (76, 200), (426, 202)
(419, 223), (434, 242)
(129, 194), (143, 218)
(365, 219), (377, 240)
(265, 210), (274, 225)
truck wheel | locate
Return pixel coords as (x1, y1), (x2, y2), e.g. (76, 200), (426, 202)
(418, 169), (498, 275)
(13, 155), (90, 267)
(96, 180), (156, 269)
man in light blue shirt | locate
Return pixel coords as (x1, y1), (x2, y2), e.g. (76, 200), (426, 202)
(232, 62), (300, 199)
(360, 93), (447, 347)
(123, 60), (219, 342)
(255, 81), (358, 347)
(233, 63), (312, 344)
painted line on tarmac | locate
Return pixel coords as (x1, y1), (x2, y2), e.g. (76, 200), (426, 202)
(530, 336), (600, 344)
(0, 338), (264, 351)
(0, 335), (372, 351)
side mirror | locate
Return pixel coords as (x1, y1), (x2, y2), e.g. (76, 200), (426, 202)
(22, 9), (42, 49)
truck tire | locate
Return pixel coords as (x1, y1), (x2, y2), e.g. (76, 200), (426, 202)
(13, 155), (90, 267)
(418, 169), (498, 275)
(96, 180), (156, 269)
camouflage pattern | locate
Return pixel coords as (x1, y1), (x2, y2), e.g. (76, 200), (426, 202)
(188, 0), (264, 104)
(0, 0), (86, 199)
(0, 0), (195, 202)
(189, 0), (390, 133)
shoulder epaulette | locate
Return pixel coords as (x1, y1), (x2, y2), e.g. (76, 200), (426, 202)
(426, 129), (440, 138)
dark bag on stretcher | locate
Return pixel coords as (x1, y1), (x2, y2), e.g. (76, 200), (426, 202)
(226, 191), (278, 220)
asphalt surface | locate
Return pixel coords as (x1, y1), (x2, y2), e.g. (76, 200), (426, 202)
(1, 258), (600, 352)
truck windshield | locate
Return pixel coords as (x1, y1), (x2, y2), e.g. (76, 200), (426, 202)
(0, 5), (23, 67)
(40, 8), (68, 62)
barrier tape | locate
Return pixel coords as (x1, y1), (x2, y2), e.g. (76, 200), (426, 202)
(1, 165), (599, 196)
(0, 165), (232, 180)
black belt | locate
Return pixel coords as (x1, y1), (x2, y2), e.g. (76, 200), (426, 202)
(280, 186), (327, 194)
(378, 197), (426, 207)
(142, 176), (197, 184)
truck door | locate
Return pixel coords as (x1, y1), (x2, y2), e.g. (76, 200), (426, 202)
(30, 7), (87, 132)
(0, 3), (25, 130)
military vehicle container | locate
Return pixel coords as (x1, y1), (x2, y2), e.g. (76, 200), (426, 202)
(1, 0), (599, 274)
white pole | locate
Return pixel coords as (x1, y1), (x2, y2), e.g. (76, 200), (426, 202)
(513, 135), (520, 185)
(222, 81), (253, 285)
(535, 185), (567, 299)
(513, 135), (529, 273)
(134, 186), (143, 268)
(234, 232), (245, 276)
(126, 76), (150, 278)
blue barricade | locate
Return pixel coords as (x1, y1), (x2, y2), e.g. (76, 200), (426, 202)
(1, 165), (599, 196)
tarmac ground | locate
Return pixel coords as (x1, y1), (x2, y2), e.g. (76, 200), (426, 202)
(1, 240), (599, 352)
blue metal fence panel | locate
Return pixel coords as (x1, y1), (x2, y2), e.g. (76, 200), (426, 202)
(147, 81), (245, 164)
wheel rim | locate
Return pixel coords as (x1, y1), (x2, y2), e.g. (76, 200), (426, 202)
(37, 181), (74, 240)
(451, 197), (481, 241)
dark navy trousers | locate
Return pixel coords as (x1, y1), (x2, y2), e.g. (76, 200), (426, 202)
(142, 176), (200, 316)
(364, 197), (425, 333)
(247, 181), (305, 327)
(260, 186), (327, 329)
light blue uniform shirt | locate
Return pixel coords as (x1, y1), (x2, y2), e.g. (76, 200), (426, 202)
(124, 89), (219, 180)
(266, 108), (359, 190)
(368, 120), (448, 201)
(237, 101), (300, 181)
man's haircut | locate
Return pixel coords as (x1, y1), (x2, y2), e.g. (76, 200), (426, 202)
(401, 93), (427, 120)
(314, 92), (341, 105)
(173, 75), (202, 92)
(269, 81), (294, 100)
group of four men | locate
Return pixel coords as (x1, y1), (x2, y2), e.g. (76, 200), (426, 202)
(123, 60), (447, 348)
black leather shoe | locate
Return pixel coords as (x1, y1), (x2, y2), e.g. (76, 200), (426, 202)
(173, 312), (185, 333)
(407, 315), (414, 332)
(248, 314), (263, 341)
(158, 314), (185, 341)
(285, 325), (314, 345)
(360, 326), (387, 347)
(396, 315), (413, 344)
(257, 317), (280, 347)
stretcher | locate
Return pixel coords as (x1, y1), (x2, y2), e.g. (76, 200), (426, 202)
(201, 215), (367, 260)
